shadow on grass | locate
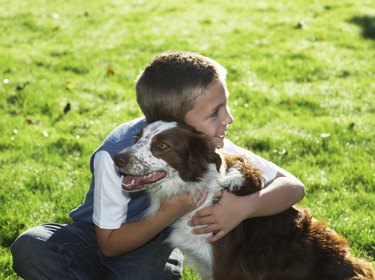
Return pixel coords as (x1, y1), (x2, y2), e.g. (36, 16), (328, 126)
(349, 16), (375, 40)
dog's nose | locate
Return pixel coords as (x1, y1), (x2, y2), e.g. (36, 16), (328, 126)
(114, 153), (129, 168)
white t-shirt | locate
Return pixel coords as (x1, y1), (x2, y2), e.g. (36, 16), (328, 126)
(93, 150), (129, 229)
(92, 139), (281, 229)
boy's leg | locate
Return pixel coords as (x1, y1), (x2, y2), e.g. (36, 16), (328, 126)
(102, 234), (183, 280)
(11, 223), (108, 280)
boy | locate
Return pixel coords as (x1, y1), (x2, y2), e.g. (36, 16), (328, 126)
(11, 51), (305, 279)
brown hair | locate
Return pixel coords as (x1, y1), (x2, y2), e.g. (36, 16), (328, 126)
(136, 51), (227, 123)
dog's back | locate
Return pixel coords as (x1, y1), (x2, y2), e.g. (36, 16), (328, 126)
(213, 155), (375, 280)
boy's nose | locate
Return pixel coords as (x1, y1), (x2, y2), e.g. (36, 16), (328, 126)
(223, 109), (234, 125)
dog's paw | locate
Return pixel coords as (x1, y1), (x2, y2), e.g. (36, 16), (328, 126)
(217, 167), (244, 191)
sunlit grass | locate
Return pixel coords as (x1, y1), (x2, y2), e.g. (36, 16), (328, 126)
(1, 0), (374, 278)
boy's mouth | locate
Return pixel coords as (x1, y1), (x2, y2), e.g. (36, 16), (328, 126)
(214, 131), (226, 148)
(217, 131), (226, 139)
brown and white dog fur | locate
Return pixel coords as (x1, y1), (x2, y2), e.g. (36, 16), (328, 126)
(114, 121), (375, 280)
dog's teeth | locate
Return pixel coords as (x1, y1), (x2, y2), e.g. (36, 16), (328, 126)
(131, 179), (135, 185)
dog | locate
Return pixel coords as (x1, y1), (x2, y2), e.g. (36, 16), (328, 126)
(114, 121), (375, 280)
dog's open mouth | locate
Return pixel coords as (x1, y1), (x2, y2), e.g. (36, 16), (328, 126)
(121, 171), (167, 191)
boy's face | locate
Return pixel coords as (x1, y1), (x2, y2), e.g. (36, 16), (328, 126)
(184, 80), (234, 148)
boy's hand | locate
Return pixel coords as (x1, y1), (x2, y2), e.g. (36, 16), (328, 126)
(189, 190), (247, 243)
(189, 174), (305, 243)
(160, 188), (208, 221)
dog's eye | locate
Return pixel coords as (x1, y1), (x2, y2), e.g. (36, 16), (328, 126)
(157, 143), (169, 150)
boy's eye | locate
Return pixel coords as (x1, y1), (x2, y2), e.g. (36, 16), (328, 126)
(211, 109), (220, 118)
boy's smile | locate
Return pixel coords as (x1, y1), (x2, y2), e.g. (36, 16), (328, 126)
(184, 80), (234, 148)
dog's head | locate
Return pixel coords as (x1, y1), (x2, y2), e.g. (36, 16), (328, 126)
(114, 121), (222, 192)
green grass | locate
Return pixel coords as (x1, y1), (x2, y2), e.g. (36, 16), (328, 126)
(1, 0), (374, 278)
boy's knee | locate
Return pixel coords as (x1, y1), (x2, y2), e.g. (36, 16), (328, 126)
(11, 224), (56, 261)
(11, 233), (33, 261)
(11, 231), (43, 276)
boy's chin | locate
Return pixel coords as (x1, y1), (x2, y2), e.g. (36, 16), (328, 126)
(213, 137), (224, 148)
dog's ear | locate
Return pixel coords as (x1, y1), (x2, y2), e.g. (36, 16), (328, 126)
(174, 124), (222, 181)
(213, 150), (223, 173)
(183, 132), (217, 180)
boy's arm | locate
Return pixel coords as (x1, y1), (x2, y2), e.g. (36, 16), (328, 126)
(96, 189), (208, 257)
(190, 172), (305, 242)
(241, 171), (305, 217)
(93, 150), (207, 256)
(96, 207), (174, 257)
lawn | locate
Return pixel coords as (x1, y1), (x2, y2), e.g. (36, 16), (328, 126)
(0, 0), (374, 279)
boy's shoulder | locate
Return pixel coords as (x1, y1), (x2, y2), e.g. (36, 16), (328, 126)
(223, 139), (280, 183)
(104, 117), (147, 144)
(223, 139), (249, 155)
(92, 117), (147, 163)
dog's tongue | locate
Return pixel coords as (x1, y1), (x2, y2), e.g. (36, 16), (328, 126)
(122, 171), (166, 191)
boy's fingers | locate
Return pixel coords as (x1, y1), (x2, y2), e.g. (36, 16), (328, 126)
(191, 223), (218, 235)
(190, 224), (226, 242)
(189, 216), (215, 226)
(193, 204), (214, 218)
(207, 230), (225, 243)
